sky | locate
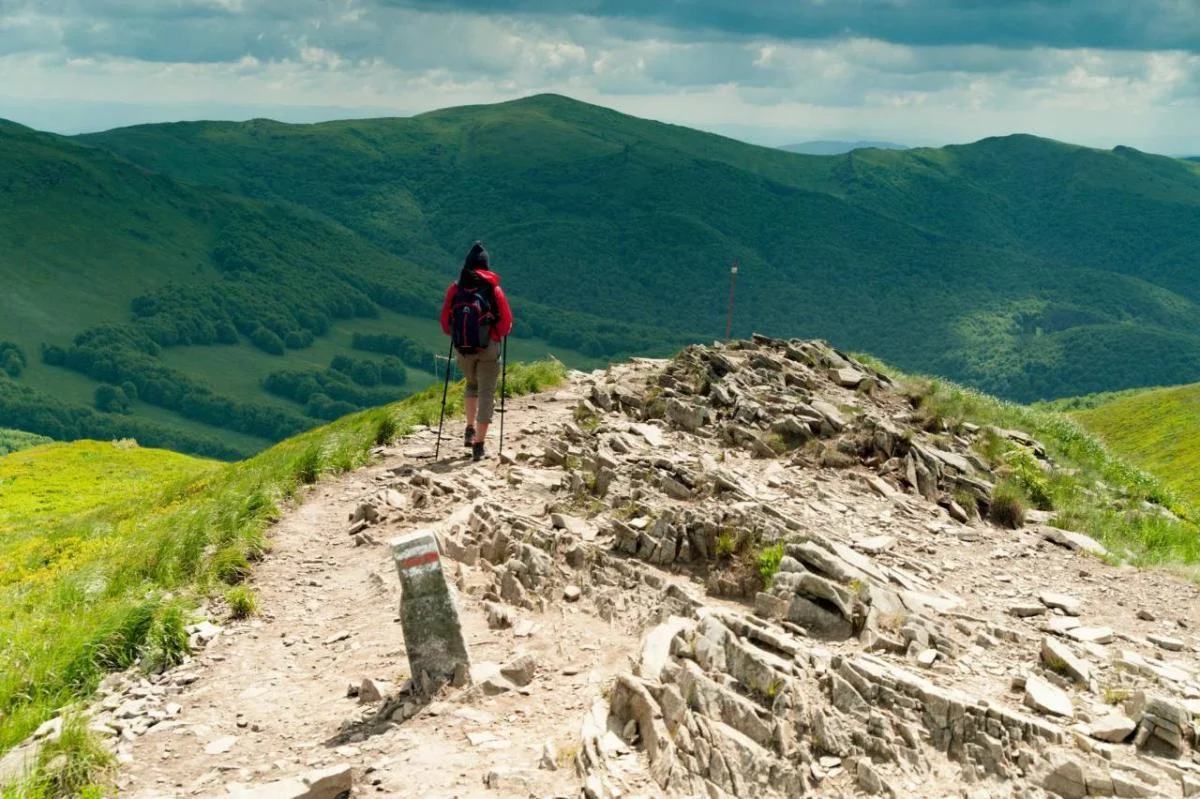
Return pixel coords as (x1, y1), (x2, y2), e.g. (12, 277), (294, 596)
(1, 1), (1198, 154)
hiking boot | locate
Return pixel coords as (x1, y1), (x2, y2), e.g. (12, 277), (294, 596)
(464, 426), (475, 448)
(472, 441), (486, 461)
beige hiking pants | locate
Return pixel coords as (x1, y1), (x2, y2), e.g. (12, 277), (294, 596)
(456, 338), (501, 424)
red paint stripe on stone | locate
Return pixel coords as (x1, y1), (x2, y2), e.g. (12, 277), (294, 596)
(399, 550), (440, 570)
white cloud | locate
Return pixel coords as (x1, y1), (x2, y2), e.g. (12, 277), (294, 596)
(0, 2), (1197, 152)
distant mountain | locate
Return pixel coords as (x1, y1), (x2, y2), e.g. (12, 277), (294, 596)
(4, 93), (1200, 459)
(780, 139), (909, 155)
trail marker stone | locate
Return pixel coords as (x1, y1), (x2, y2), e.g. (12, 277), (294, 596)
(391, 530), (471, 694)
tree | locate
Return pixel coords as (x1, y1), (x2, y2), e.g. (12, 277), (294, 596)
(94, 384), (132, 414)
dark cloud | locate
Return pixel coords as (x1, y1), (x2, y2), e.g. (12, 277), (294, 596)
(377, 0), (1200, 53)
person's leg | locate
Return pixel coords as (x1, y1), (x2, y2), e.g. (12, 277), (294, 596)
(472, 340), (502, 446)
(459, 351), (480, 445)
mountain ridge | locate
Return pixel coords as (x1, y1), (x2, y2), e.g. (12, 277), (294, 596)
(4, 92), (1200, 458)
(781, 138), (909, 155)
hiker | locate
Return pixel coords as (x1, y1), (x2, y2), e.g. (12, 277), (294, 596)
(439, 241), (513, 461)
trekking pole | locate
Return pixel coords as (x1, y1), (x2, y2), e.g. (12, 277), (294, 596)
(498, 337), (508, 459)
(434, 340), (454, 461)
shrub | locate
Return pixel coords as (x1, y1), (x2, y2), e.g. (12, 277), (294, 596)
(0, 342), (26, 378)
(1002, 446), (1054, 510)
(248, 326), (285, 356)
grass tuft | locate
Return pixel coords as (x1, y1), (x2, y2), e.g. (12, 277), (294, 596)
(7, 714), (116, 799)
(373, 411), (400, 447)
(225, 586), (259, 619)
(294, 445), (323, 485)
(756, 543), (786, 590)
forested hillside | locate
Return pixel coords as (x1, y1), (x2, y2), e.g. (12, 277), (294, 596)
(0, 111), (681, 458)
(82, 95), (1200, 402)
(4, 93), (1200, 457)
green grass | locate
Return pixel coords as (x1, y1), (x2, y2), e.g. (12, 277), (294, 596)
(883, 359), (1200, 568)
(756, 543), (786, 590)
(0, 441), (221, 537)
(0, 358), (566, 796)
(1072, 382), (1200, 504)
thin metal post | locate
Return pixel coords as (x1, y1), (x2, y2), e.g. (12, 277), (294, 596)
(724, 260), (739, 340)
(434, 340), (454, 461)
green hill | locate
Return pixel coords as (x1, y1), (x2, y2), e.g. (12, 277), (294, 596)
(1071, 382), (1200, 503)
(78, 94), (1200, 403)
(0, 109), (666, 459)
(6, 93), (1200, 458)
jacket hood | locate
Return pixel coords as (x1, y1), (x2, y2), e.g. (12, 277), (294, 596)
(472, 269), (501, 287)
(459, 264), (501, 288)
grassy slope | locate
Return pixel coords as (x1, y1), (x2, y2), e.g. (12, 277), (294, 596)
(77, 95), (1200, 404)
(0, 441), (218, 535)
(0, 359), (566, 797)
(1072, 383), (1200, 503)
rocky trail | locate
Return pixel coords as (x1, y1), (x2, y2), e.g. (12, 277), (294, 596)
(29, 337), (1200, 798)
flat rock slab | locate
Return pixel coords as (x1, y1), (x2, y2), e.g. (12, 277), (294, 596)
(1023, 674), (1074, 718)
(629, 424), (665, 447)
(853, 535), (896, 555)
(225, 764), (352, 799)
(1039, 591), (1082, 616)
(1046, 616), (1081, 635)
(1065, 626), (1113, 645)
(1147, 633), (1185, 652)
(1041, 637), (1091, 685)
(204, 735), (238, 755)
(1039, 527), (1109, 558)
(551, 513), (597, 541)
(1089, 712), (1137, 743)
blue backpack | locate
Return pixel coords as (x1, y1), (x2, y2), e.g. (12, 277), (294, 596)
(449, 283), (495, 354)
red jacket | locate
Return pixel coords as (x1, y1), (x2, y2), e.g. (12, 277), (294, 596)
(439, 269), (513, 342)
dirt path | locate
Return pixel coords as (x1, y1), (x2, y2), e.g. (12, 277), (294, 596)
(115, 383), (652, 799)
